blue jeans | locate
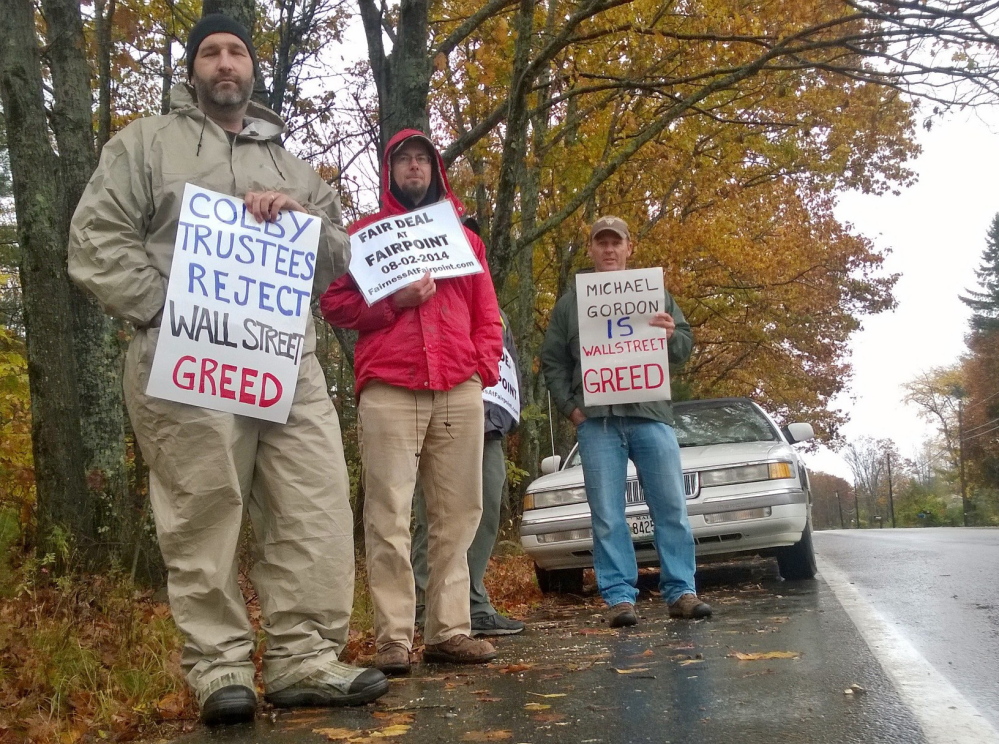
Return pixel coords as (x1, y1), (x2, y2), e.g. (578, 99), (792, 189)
(575, 416), (696, 606)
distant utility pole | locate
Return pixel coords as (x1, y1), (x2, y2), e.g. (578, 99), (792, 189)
(949, 383), (970, 527)
(956, 391), (969, 527)
(835, 490), (845, 529)
(886, 454), (896, 528)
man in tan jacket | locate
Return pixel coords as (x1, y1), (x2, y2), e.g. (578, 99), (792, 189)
(68, 14), (386, 725)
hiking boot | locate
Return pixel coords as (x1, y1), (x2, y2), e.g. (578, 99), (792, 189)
(375, 643), (412, 676)
(199, 685), (256, 726)
(472, 613), (526, 637)
(668, 593), (713, 619)
(423, 634), (497, 664)
(264, 659), (389, 708)
(606, 602), (638, 628)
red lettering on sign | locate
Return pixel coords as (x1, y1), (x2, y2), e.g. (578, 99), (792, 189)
(239, 368), (259, 404)
(173, 355), (198, 390)
(219, 364), (237, 400)
(260, 373), (282, 407)
(168, 355), (282, 408)
(583, 364), (667, 394)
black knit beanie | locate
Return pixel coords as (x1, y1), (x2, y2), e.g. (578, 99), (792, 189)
(186, 14), (258, 77)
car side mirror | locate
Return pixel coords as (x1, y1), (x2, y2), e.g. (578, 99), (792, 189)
(785, 423), (814, 444)
(540, 455), (562, 475)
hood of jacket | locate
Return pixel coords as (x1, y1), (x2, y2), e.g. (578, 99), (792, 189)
(377, 128), (466, 218)
(169, 82), (286, 142)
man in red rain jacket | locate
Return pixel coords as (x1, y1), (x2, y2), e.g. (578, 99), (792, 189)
(321, 130), (503, 675)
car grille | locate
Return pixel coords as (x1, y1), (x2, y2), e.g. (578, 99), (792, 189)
(625, 473), (699, 504)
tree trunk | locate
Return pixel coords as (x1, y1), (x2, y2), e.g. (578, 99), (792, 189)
(358, 0), (431, 154)
(44, 0), (157, 577)
(0, 0), (90, 561)
(94, 0), (114, 150)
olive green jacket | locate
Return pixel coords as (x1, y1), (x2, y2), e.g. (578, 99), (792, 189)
(540, 277), (692, 426)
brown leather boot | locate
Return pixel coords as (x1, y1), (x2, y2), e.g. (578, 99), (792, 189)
(423, 634), (496, 664)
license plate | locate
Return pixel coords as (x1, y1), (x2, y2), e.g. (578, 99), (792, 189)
(627, 514), (655, 540)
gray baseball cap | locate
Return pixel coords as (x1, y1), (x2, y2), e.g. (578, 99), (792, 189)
(589, 215), (630, 241)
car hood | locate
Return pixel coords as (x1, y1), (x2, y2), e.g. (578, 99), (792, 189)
(527, 441), (797, 494)
(679, 440), (795, 470)
(526, 466), (586, 493)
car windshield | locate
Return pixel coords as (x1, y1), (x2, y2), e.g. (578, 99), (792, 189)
(562, 400), (780, 469)
(673, 401), (779, 447)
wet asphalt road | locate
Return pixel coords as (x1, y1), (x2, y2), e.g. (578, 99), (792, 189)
(813, 527), (999, 731)
(173, 559), (927, 744)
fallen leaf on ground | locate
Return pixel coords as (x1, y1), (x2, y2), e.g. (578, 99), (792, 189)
(728, 651), (801, 661)
(477, 697), (502, 703)
(155, 692), (187, 719)
(531, 712), (566, 723)
(499, 663), (533, 674)
(844, 684), (867, 695)
(527, 692), (567, 698)
(461, 731), (513, 741)
(314, 727), (361, 741)
(524, 703), (551, 711)
(613, 667), (650, 674)
(369, 725), (411, 737)
(630, 649), (655, 658)
(372, 713), (415, 725)
(679, 660), (704, 667)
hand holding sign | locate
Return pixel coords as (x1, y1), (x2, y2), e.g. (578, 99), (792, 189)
(649, 311), (676, 338)
(244, 191), (307, 223)
(392, 272), (436, 307)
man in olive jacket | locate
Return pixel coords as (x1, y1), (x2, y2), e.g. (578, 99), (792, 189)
(67, 14), (386, 725)
(541, 216), (711, 627)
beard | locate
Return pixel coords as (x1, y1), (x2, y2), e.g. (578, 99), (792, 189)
(399, 181), (430, 204)
(194, 73), (253, 110)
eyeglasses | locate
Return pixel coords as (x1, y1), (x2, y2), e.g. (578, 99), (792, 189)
(393, 153), (432, 166)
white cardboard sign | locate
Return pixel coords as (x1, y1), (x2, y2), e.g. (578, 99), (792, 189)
(348, 201), (482, 305)
(146, 183), (320, 424)
(576, 268), (671, 406)
(483, 346), (520, 422)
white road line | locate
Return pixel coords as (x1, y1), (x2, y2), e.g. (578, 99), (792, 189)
(817, 555), (999, 744)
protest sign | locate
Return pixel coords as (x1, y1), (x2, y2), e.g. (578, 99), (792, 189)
(482, 346), (520, 422)
(576, 268), (671, 406)
(349, 200), (482, 304)
(146, 183), (320, 424)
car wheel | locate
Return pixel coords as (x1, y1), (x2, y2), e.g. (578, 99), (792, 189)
(534, 565), (585, 594)
(774, 523), (817, 580)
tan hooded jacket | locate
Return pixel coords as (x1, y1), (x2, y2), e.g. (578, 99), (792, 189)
(69, 82), (347, 355)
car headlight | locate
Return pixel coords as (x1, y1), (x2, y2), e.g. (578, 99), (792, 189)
(699, 461), (794, 487)
(523, 486), (588, 510)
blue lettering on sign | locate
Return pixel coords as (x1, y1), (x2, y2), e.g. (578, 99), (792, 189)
(189, 192), (211, 219)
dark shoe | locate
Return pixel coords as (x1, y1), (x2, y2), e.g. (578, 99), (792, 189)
(472, 613), (525, 636)
(264, 660), (389, 708)
(200, 685), (256, 726)
(606, 602), (638, 628)
(423, 634), (496, 664)
(668, 593), (712, 619)
(375, 643), (412, 676)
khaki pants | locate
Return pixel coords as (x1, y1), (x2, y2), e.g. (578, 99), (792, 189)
(359, 378), (484, 648)
(124, 328), (354, 696)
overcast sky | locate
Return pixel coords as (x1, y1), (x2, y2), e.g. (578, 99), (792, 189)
(802, 107), (999, 481)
